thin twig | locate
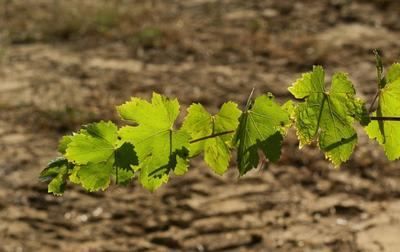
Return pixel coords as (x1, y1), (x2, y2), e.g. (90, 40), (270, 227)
(368, 49), (384, 113)
(245, 87), (255, 109)
(189, 130), (235, 144)
(370, 116), (400, 121)
(368, 91), (380, 113)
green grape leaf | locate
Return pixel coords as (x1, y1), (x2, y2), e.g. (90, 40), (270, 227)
(366, 63), (400, 160)
(289, 66), (366, 166)
(77, 157), (114, 191)
(234, 93), (289, 175)
(59, 121), (139, 192)
(182, 104), (212, 156)
(118, 93), (190, 191)
(39, 158), (70, 195)
(65, 121), (118, 164)
(182, 102), (241, 175)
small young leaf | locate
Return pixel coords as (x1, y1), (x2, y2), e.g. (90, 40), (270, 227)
(182, 104), (211, 156)
(39, 158), (70, 196)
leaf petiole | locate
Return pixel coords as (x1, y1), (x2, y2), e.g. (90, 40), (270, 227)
(370, 116), (400, 121)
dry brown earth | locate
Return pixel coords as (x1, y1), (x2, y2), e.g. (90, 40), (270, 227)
(1, 0), (400, 251)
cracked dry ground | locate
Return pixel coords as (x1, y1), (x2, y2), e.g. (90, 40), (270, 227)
(1, 0), (400, 251)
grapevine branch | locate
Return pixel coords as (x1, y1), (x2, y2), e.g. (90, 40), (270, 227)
(368, 50), (384, 113)
(188, 113), (400, 146)
(189, 130), (235, 144)
(188, 116), (400, 146)
(368, 91), (380, 113)
(40, 53), (400, 195)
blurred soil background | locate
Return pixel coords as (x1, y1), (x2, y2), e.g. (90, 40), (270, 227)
(0, 0), (400, 251)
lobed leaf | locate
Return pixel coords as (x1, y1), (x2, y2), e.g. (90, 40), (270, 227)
(234, 93), (289, 175)
(118, 93), (190, 191)
(62, 121), (137, 192)
(182, 102), (241, 175)
(289, 66), (367, 166)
